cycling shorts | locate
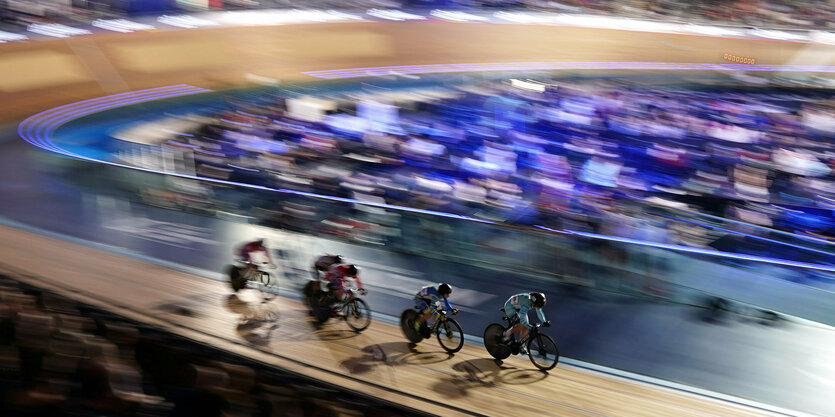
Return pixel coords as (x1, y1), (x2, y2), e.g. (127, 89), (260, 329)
(328, 277), (345, 291)
(504, 299), (530, 328)
(414, 296), (435, 313)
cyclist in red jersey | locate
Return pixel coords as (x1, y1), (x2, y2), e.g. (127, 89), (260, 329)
(235, 238), (274, 272)
(325, 263), (366, 303)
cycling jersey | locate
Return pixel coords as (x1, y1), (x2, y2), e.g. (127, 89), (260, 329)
(415, 285), (454, 313)
(504, 293), (546, 328)
(325, 264), (363, 291)
(236, 241), (272, 264)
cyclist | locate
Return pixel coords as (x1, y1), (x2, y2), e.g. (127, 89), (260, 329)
(413, 283), (458, 332)
(325, 263), (366, 305)
(502, 292), (550, 352)
(312, 254), (343, 279)
(235, 238), (274, 274)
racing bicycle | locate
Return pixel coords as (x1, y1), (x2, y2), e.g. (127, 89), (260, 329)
(400, 305), (464, 353)
(309, 287), (371, 332)
(483, 308), (559, 371)
(227, 261), (276, 292)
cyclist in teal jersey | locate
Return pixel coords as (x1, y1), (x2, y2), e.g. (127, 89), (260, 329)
(502, 292), (549, 350)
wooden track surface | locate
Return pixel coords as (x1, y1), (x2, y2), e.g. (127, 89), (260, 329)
(2, 21), (835, 121)
(0, 223), (786, 417)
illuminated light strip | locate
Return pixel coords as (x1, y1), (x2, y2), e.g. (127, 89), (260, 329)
(38, 91), (209, 156)
(536, 225), (835, 273)
(19, 85), (196, 149)
(27, 23), (92, 38)
(19, 85), (199, 149)
(33, 87), (205, 153)
(27, 86), (205, 139)
(23, 85), (191, 120)
(19, 85), (210, 156)
(227, 163), (259, 172)
(30, 87), (207, 155)
(37, 88), (209, 156)
(303, 62), (835, 79)
(0, 30), (27, 43)
(27, 85), (201, 131)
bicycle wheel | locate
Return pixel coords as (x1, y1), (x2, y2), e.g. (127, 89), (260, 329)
(259, 271), (274, 287)
(527, 333), (559, 371)
(302, 281), (316, 306)
(483, 323), (511, 360)
(400, 309), (423, 343)
(345, 298), (371, 332)
(228, 265), (244, 292)
(437, 318), (464, 353)
(310, 293), (331, 323)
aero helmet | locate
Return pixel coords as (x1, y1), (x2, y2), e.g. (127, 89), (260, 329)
(530, 292), (546, 309)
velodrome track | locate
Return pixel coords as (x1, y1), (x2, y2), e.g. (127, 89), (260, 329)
(2, 19), (834, 416)
(0, 222), (797, 417)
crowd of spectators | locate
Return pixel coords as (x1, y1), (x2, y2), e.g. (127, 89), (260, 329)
(0, 273), (415, 417)
(3, 0), (835, 35)
(147, 78), (835, 248)
(503, 0), (835, 31)
(171, 0), (835, 32)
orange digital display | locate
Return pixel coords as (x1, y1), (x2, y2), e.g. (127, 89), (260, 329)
(723, 53), (756, 64)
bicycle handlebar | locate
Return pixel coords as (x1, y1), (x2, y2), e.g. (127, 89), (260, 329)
(422, 303), (457, 315)
(501, 312), (548, 328)
(241, 260), (268, 265)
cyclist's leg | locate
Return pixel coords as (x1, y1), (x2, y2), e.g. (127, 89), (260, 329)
(512, 314), (531, 355)
(515, 308), (531, 341)
(413, 297), (432, 331)
(502, 301), (519, 341)
(329, 278), (344, 302)
(506, 322), (528, 342)
(501, 308), (529, 353)
(325, 279), (339, 306)
(243, 263), (254, 281)
(418, 298), (434, 320)
(517, 322), (529, 341)
(243, 253), (259, 279)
